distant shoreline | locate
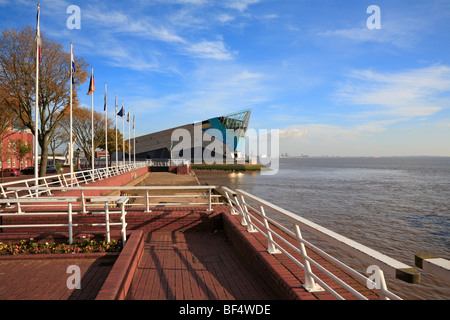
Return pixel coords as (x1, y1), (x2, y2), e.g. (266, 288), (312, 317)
(191, 163), (266, 172)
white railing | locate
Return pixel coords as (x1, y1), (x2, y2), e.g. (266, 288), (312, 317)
(0, 196), (129, 246)
(221, 187), (420, 300)
(0, 162), (149, 201)
(2, 185), (221, 213)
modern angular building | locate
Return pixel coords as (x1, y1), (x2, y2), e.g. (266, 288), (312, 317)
(131, 109), (251, 162)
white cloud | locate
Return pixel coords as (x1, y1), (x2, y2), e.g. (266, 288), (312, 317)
(81, 5), (240, 63)
(336, 65), (450, 119)
(186, 39), (235, 60)
(280, 127), (308, 139)
(216, 13), (235, 23)
(277, 65), (450, 156)
(224, 0), (261, 12)
(317, 11), (425, 49)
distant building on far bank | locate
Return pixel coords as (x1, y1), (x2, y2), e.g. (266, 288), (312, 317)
(129, 109), (252, 163)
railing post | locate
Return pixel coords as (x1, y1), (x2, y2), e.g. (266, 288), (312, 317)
(121, 202), (127, 246)
(377, 269), (389, 300)
(105, 202), (110, 243)
(15, 191), (22, 214)
(223, 190), (239, 215)
(82, 171), (88, 184)
(207, 188), (213, 211)
(239, 195), (257, 233)
(294, 224), (323, 292)
(43, 178), (52, 196)
(25, 181), (34, 197)
(57, 175), (64, 188)
(260, 206), (281, 254)
(81, 190), (88, 214)
(68, 203), (73, 244)
(145, 189), (151, 213)
(232, 194), (248, 226)
(0, 186), (6, 201)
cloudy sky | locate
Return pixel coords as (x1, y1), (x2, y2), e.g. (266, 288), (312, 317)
(1, 0), (449, 156)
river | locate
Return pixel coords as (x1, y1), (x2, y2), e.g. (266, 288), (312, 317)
(194, 157), (450, 300)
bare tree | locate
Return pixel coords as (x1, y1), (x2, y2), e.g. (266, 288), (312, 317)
(0, 26), (88, 177)
(49, 124), (68, 165)
(0, 85), (16, 182)
(60, 105), (105, 168)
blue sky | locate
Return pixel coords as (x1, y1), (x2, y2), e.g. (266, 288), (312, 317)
(1, 0), (450, 156)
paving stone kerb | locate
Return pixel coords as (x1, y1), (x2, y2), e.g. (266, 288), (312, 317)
(96, 230), (145, 300)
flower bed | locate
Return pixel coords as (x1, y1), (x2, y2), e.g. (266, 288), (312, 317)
(0, 237), (123, 255)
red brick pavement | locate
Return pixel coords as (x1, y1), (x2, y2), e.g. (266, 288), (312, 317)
(125, 231), (280, 300)
(0, 254), (117, 300)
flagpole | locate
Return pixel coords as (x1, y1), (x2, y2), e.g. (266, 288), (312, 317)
(90, 67), (95, 181)
(115, 93), (118, 171)
(34, 3), (40, 187)
(70, 42), (74, 186)
(133, 113), (136, 166)
(122, 102), (125, 166)
(104, 82), (108, 178)
(128, 107), (131, 165)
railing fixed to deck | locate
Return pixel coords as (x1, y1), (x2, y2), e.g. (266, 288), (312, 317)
(222, 187), (421, 300)
(0, 162), (149, 201)
(3, 185), (221, 213)
(0, 184), (220, 246)
(0, 196), (129, 246)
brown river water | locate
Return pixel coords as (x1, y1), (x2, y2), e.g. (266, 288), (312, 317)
(194, 157), (450, 300)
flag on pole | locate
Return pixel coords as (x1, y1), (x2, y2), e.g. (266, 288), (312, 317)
(87, 69), (95, 95)
(36, 4), (41, 63)
(71, 45), (75, 84)
(104, 84), (107, 111)
(127, 110), (130, 122)
(117, 106), (124, 117)
(133, 114), (135, 130)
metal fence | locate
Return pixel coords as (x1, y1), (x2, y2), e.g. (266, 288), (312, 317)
(2, 185), (221, 213)
(0, 196), (129, 246)
(221, 186), (421, 300)
(0, 162), (149, 201)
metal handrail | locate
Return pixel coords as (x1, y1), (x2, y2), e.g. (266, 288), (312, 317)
(222, 187), (415, 300)
(0, 196), (129, 246)
(0, 162), (149, 201)
(2, 185), (221, 213)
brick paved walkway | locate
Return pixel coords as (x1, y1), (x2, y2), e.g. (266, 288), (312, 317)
(125, 231), (280, 300)
(0, 255), (117, 300)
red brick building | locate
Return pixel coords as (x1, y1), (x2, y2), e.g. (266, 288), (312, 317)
(0, 129), (34, 171)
